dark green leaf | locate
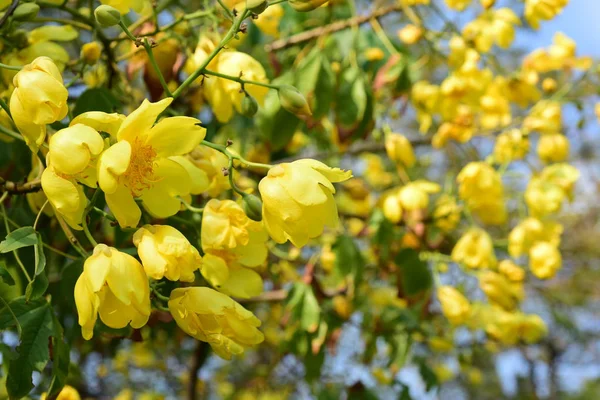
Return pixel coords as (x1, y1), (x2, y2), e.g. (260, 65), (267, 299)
(47, 313), (70, 398)
(0, 227), (37, 253)
(0, 261), (15, 286)
(311, 56), (336, 120)
(0, 296), (46, 330)
(25, 271), (48, 301)
(418, 360), (439, 391)
(73, 88), (120, 117)
(333, 234), (364, 283)
(34, 232), (46, 277)
(6, 302), (53, 399)
(304, 342), (325, 382)
(395, 248), (432, 296)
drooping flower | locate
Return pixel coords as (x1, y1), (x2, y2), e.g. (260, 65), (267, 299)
(451, 227), (497, 269)
(75, 244), (151, 340)
(438, 286), (471, 325)
(258, 159), (352, 247)
(133, 225), (202, 282)
(168, 287), (264, 359)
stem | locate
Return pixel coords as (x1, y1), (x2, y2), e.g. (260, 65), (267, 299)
(200, 140), (272, 170)
(172, 9), (251, 99)
(55, 214), (89, 258)
(82, 222), (98, 247)
(0, 97), (11, 118)
(92, 206), (117, 222)
(203, 69), (280, 90)
(216, 0), (234, 19)
(179, 198), (204, 213)
(0, 197), (32, 283)
(33, 200), (49, 231)
(152, 286), (170, 302)
(143, 38), (173, 96)
(0, 124), (24, 142)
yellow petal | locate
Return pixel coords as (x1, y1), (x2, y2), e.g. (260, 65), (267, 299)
(293, 159), (353, 183)
(49, 124), (104, 175)
(170, 156), (210, 194)
(98, 140), (131, 194)
(71, 112), (125, 137)
(105, 185), (141, 228)
(117, 98), (173, 143)
(41, 167), (86, 230)
(146, 116), (206, 157)
(219, 267), (263, 299)
(140, 158), (190, 218)
(30, 25), (78, 43)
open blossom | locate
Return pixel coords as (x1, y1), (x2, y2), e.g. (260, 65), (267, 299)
(84, 98), (206, 228)
(529, 242), (562, 279)
(259, 159), (352, 247)
(525, 0), (569, 30)
(509, 217), (562, 257)
(525, 163), (579, 216)
(457, 162), (506, 225)
(168, 287), (264, 359)
(133, 225), (202, 282)
(75, 244), (151, 340)
(452, 227), (497, 269)
(41, 124), (105, 229)
(438, 286), (471, 325)
(9, 56), (68, 150)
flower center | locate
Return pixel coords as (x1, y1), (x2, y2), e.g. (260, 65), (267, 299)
(123, 138), (157, 196)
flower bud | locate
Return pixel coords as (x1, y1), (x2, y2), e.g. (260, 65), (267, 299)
(480, 0), (495, 9)
(242, 193), (263, 222)
(241, 93), (259, 117)
(81, 42), (102, 65)
(289, 0), (328, 12)
(94, 5), (121, 27)
(247, 0), (268, 14)
(13, 3), (40, 21)
(278, 85), (312, 117)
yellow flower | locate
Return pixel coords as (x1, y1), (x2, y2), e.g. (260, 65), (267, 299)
(364, 47), (385, 62)
(201, 220), (268, 299)
(362, 154), (394, 189)
(508, 217), (562, 257)
(479, 271), (522, 311)
(92, 98), (206, 227)
(179, 145), (229, 197)
(537, 132), (569, 163)
(83, 64), (108, 88)
(397, 24), (423, 44)
(41, 166), (87, 230)
(133, 225), (202, 282)
(493, 129), (529, 164)
(201, 199), (250, 251)
(462, 8), (520, 53)
(525, 163), (579, 217)
(445, 0), (472, 11)
(479, 78), (511, 130)
(81, 41), (102, 64)
(168, 287), (264, 359)
(336, 179), (372, 218)
(40, 385), (81, 400)
(254, 4), (284, 37)
(411, 81), (440, 133)
(397, 180), (440, 211)
(457, 162), (506, 225)
(451, 227), (497, 269)
(433, 364), (455, 383)
(529, 242), (561, 279)
(523, 100), (562, 134)
(186, 38), (269, 122)
(75, 244), (151, 340)
(259, 159), (352, 247)
(498, 260), (526, 282)
(381, 190), (403, 224)
(100, 0), (146, 14)
(525, 0), (569, 30)
(385, 133), (416, 168)
(438, 286), (471, 325)
(433, 195), (461, 232)
(9, 56), (68, 150)
(520, 314), (548, 343)
(428, 337), (454, 352)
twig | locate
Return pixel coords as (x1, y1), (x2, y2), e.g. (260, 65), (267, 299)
(187, 341), (210, 400)
(0, 178), (42, 194)
(265, 4), (403, 52)
(0, 0), (19, 28)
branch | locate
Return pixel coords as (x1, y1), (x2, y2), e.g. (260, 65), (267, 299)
(0, 179), (42, 194)
(0, 0), (20, 28)
(187, 341), (210, 400)
(265, 4), (403, 52)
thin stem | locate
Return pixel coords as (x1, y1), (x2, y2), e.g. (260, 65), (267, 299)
(370, 18), (398, 55)
(92, 206), (117, 222)
(203, 69), (280, 90)
(172, 9), (250, 99)
(0, 62), (22, 71)
(0, 295), (22, 337)
(0, 97), (11, 118)
(33, 200), (49, 231)
(143, 38), (173, 96)
(216, 0), (234, 19)
(200, 140), (272, 170)
(0, 198), (32, 283)
(82, 222), (98, 247)
(0, 124), (24, 142)
(179, 198), (204, 213)
(152, 286), (170, 302)
(55, 214), (89, 258)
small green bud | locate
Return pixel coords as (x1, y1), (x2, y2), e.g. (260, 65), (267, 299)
(242, 193), (263, 222)
(289, 0), (328, 12)
(13, 3), (40, 21)
(94, 5), (121, 27)
(246, 0), (268, 14)
(278, 85), (312, 117)
(241, 94), (259, 117)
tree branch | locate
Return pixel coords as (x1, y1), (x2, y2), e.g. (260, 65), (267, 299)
(0, 178), (42, 194)
(265, 4), (403, 52)
(187, 341), (210, 400)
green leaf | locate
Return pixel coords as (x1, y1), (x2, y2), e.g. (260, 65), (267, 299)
(295, 48), (322, 95)
(47, 314), (70, 398)
(395, 248), (432, 296)
(25, 271), (48, 301)
(0, 296), (46, 330)
(256, 83), (302, 151)
(301, 286), (320, 333)
(0, 227), (37, 253)
(304, 339), (325, 382)
(34, 232), (46, 277)
(388, 332), (412, 369)
(6, 302), (53, 399)
(0, 261), (15, 286)
(418, 360), (439, 391)
(73, 88), (120, 117)
(333, 234), (364, 283)
(311, 56), (336, 120)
